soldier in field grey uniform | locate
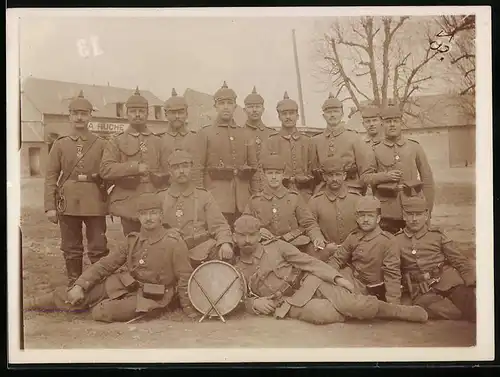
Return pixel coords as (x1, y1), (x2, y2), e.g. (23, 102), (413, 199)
(44, 91), (109, 286)
(100, 87), (170, 236)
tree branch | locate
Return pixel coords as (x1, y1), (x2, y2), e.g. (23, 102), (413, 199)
(355, 71), (371, 77)
(460, 84), (475, 95)
(465, 68), (475, 77)
(451, 53), (475, 64)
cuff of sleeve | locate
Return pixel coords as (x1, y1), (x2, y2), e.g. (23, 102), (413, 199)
(216, 237), (234, 248)
(75, 279), (91, 292)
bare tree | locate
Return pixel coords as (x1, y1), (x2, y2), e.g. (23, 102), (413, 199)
(315, 16), (442, 119)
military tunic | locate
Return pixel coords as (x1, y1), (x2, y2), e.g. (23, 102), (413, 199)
(367, 137), (435, 220)
(309, 185), (360, 246)
(262, 129), (315, 200)
(311, 124), (376, 192)
(100, 126), (169, 224)
(54, 228), (195, 322)
(328, 227), (402, 304)
(197, 119), (259, 216)
(157, 127), (203, 187)
(160, 182), (233, 263)
(236, 240), (380, 324)
(364, 134), (383, 150)
(395, 226), (476, 321)
(243, 185), (325, 245)
(245, 120), (275, 191)
(44, 131), (109, 266)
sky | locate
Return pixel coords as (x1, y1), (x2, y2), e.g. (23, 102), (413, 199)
(18, 13), (454, 128)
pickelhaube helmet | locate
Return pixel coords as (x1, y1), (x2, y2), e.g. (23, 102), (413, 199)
(321, 157), (346, 173)
(167, 149), (193, 166)
(276, 91), (298, 112)
(234, 215), (261, 234)
(322, 92), (342, 111)
(360, 105), (381, 118)
(380, 106), (403, 120)
(214, 81), (237, 102)
(356, 196), (381, 212)
(126, 86), (149, 109)
(165, 88), (188, 111)
(261, 153), (286, 171)
(69, 90), (93, 112)
(244, 86), (264, 106)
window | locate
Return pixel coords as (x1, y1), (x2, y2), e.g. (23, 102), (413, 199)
(116, 103), (124, 118)
(154, 106), (162, 120)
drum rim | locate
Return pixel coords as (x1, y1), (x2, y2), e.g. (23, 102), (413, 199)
(188, 260), (247, 317)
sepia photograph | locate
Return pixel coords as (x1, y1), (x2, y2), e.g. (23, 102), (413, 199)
(6, 6), (493, 364)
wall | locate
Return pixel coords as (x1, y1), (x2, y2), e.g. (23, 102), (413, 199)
(401, 128), (450, 171)
(20, 141), (48, 177)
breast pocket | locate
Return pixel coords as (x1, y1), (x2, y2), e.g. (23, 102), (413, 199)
(376, 153), (396, 169)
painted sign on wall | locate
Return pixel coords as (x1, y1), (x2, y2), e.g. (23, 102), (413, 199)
(88, 122), (127, 134)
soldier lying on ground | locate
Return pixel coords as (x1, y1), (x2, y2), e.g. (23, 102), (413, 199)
(327, 196), (402, 304)
(243, 153), (327, 259)
(233, 215), (428, 325)
(396, 196), (476, 322)
(24, 193), (198, 322)
(160, 150), (234, 267)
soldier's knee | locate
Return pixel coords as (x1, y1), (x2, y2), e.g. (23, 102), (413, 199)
(290, 299), (345, 325)
(91, 301), (115, 322)
(425, 299), (463, 320)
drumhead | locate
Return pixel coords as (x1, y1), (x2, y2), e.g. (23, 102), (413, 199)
(188, 260), (247, 317)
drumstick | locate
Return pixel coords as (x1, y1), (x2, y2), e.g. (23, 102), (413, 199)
(192, 275), (227, 323)
(199, 275), (239, 323)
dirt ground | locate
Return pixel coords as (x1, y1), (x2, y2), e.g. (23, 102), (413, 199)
(18, 168), (476, 349)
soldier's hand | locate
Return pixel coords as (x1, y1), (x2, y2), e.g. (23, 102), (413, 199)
(387, 170), (403, 181)
(334, 276), (355, 293)
(313, 238), (326, 250)
(66, 285), (85, 305)
(253, 297), (276, 315)
(46, 210), (58, 224)
(137, 163), (150, 175)
(218, 243), (234, 260)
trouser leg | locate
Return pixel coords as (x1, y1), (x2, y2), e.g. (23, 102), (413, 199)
(91, 294), (138, 323)
(59, 215), (84, 286)
(120, 217), (141, 236)
(448, 285), (476, 322)
(288, 299), (345, 324)
(84, 216), (109, 263)
(413, 291), (463, 320)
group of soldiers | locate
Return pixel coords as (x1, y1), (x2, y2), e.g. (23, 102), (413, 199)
(25, 81), (476, 327)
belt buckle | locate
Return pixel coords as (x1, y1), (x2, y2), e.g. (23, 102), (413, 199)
(77, 174), (87, 182)
(233, 169), (238, 176)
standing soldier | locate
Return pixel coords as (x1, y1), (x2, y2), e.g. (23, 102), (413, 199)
(309, 158), (361, 261)
(311, 93), (375, 195)
(157, 88), (202, 187)
(100, 87), (170, 236)
(360, 105), (384, 149)
(243, 153), (326, 257)
(44, 91), (109, 286)
(395, 196), (476, 322)
(161, 150), (234, 267)
(328, 196), (402, 304)
(262, 91), (315, 201)
(366, 106), (435, 234)
(243, 86), (275, 191)
(198, 81), (259, 227)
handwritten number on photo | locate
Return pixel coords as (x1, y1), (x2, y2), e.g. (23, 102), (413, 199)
(77, 36), (104, 58)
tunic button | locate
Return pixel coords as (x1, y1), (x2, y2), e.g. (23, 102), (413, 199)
(411, 249), (417, 255)
(139, 259), (145, 265)
(229, 136), (234, 141)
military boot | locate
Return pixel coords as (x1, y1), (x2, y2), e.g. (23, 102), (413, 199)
(23, 293), (56, 312)
(65, 258), (83, 287)
(376, 301), (428, 323)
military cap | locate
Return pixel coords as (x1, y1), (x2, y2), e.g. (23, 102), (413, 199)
(402, 196), (428, 213)
(321, 157), (346, 173)
(214, 81), (237, 102)
(165, 88), (188, 111)
(69, 90), (93, 112)
(356, 196), (381, 212)
(360, 105), (381, 118)
(126, 86), (149, 109)
(322, 92), (342, 111)
(137, 193), (163, 212)
(380, 106), (403, 119)
(234, 215), (261, 234)
(276, 91), (299, 112)
(168, 149), (193, 166)
(261, 153), (286, 170)
(244, 86), (264, 105)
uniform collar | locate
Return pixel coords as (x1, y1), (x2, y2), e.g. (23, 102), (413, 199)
(69, 130), (91, 141)
(215, 118), (238, 128)
(279, 128), (300, 140)
(365, 134), (382, 144)
(403, 225), (428, 239)
(324, 123), (346, 137)
(166, 125), (188, 136)
(360, 226), (382, 242)
(126, 126), (152, 137)
(138, 227), (167, 245)
(383, 136), (406, 147)
(324, 184), (348, 201)
(262, 185), (288, 200)
(239, 244), (265, 264)
(246, 120), (266, 131)
(167, 182), (195, 198)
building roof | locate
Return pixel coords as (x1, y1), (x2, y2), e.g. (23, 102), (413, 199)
(346, 94), (475, 130)
(21, 77), (165, 120)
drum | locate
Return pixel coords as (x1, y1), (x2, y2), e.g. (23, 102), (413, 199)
(188, 260), (247, 319)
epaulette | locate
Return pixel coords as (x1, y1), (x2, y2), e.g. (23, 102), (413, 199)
(112, 131), (125, 139)
(189, 130), (197, 134)
(345, 128), (359, 134)
(201, 124), (212, 129)
(287, 189), (300, 196)
(408, 138), (420, 144)
(165, 228), (182, 240)
(153, 131), (166, 136)
(250, 191), (263, 199)
(311, 191), (325, 198)
(347, 187), (362, 196)
(195, 186), (207, 191)
(428, 225), (443, 233)
(380, 230), (394, 239)
(269, 130), (280, 136)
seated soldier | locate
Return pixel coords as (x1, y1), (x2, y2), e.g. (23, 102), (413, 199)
(24, 193), (198, 322)
(328, 196), (402, 304)
(309, 157), (361, 260)
(243, 153), (327, 258)
(395, 196), (476, 322)
(160, 150), (234, 267)
(234, 214), (428, 325)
